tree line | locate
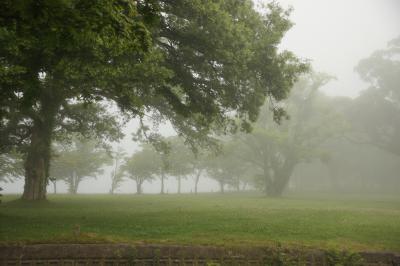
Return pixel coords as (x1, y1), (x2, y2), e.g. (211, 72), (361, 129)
(2, 36), (400, 196)
(0, 0), (307, 201)
(1, 0), (398, 200)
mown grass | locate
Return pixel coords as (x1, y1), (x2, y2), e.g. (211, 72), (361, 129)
(0, 193), (399, 252)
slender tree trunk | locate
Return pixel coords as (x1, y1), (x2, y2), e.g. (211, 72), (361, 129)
(177, 176), (181, 194)
(68, 171), (80, 194)
(22, 92), (59, 201)
(194, 169), (202, 194)
(109, 156), (120, 194)
(219, 180), (225, 193)
(235, 180), (240, 192)
(53, 181), (57, 194)
(160, 172), (165, 194)
(264, 167), (272, 196)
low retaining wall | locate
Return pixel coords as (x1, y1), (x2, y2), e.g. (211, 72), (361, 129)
(0, 244), (399, 265)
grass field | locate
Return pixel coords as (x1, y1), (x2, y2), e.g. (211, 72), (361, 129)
(1, 193), (399, 252)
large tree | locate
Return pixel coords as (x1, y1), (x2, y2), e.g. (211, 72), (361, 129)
(1, 0), (307, 200)
(350, 36), (400, 156)
(236, 73), (344, 196)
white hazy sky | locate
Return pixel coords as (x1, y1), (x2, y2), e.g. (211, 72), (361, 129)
(2, 0), (399, 194)
(276, 0), (400, 97)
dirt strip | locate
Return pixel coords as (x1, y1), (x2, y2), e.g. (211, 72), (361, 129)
(0, 244), (399, 265)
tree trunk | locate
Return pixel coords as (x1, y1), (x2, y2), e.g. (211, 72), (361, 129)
(136, 180), (142, 194)
(22, 92), (59, 201)
(160, 172), (165, 194)
(219, 180), (225, 193)
(68, 171), (80, 194)
(53, 181), (57, 194)
(22, 123), (53, 201)
(177, 176), (181, 194)
(235, 181), (240, 192)
(264, 167), (272, 196)
(267, 158), (296, 197)
(194, 170), (202, 194)
(109, 157), (120, 194)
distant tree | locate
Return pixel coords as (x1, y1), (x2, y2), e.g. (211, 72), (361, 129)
(164, 136), (212, 194)
(237, 73), (345, 196)
(1, 0), (307, 200)
(206, 141), (250, 193)
(167, 138), (193, 194)
(190, 152), (209, 194)
(51, 139), (111, 194)
(109, 147), (127, 195)
(350, 36), (400, 156)
(121, 146), (158, 194)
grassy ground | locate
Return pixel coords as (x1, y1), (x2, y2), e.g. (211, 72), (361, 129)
(1, 193), (399, 252)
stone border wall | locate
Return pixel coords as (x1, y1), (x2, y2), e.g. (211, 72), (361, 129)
(0, 244), (399, 265)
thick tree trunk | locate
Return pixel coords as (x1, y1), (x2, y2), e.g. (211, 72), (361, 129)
(136, 180), (142, 194)
(22, 123), (53, 201)
(22, 92), (59, 201)
(68, 171), (80, 194)
(266, 158), (296, 197)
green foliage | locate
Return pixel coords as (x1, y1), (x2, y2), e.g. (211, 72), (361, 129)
(51, 138), (111, 194)
(0, 0), (307, 200)
(231, 73), (345, 196)
(206, 140), (251, 193)
(350, 36), (400, 156)
(121, 145), (160, 194)
(0, 151), (24, 182)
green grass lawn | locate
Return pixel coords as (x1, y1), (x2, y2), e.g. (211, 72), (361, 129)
(1, 193), (399, 252)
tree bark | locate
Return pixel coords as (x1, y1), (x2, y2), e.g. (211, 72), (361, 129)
(22, 122), (53, 200)
(21, 91), (59, 201)
(266, 158), (296, 197)
(53, 181), (57, 194)
(68, 171), (80, 194)
(177, 176), (181, 194)
(136, 180), (142, 194)
(160, 172), (165, 194)
(219, 180), (225, 193)
(194, 169), (202, 194)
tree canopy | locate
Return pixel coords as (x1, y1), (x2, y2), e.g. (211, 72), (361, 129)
(51, 138), (111, 194)
(0, 0), (307, 200)
(350, 36), (400, 156)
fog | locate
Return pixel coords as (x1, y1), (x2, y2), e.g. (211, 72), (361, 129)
(1, 0), (399, 196)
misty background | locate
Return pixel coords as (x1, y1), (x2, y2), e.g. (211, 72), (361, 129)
(2, 0), (400, 194)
